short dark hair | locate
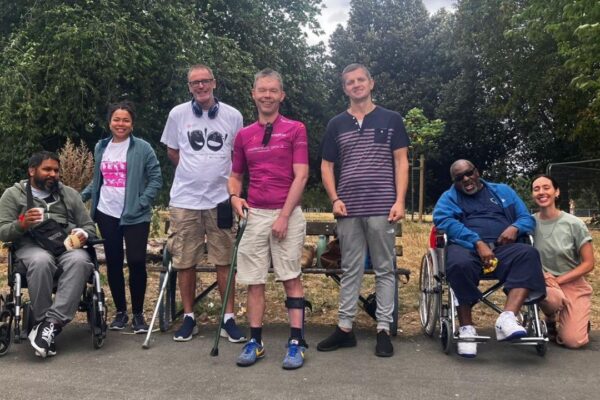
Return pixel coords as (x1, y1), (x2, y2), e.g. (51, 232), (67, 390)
(531, 174), (559, 190)
(28, 151), (60, 169)
(107, 100), (136, 125)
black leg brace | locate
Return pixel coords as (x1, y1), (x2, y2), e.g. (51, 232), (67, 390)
(285, 297), (312, 341)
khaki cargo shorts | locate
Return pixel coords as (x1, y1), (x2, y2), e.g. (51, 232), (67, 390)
(167, 207), (236, 269)
(236, 206), (306, 285)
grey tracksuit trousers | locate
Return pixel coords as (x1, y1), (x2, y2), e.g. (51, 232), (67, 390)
(15, 243), (93, 325)
(336, 216), (396, 331)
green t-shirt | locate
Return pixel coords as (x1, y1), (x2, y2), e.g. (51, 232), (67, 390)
(533, 211), (592, 276)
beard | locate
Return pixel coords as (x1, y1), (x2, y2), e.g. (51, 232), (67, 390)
(33, 176), (59, 193)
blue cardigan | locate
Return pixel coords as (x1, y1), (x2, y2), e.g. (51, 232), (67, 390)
(432, 180), (535, 250)
(81, 135), (162, 225)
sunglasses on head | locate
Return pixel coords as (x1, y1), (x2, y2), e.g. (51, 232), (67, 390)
(262, 122), (273, 147)
(454, 168), (476, 183)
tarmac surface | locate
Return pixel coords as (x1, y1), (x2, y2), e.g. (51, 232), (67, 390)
(1, 323), (598, 400)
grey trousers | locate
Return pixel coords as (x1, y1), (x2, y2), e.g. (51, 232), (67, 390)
(15, 243), (93, 325)
(336, 216), (396, 331)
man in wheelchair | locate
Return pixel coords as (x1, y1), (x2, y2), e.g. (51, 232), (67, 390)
(0, 151), (97, 358)
(433, 159), (546, 358)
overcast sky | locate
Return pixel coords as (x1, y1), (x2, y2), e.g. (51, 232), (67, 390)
(308, 0), (456, 45)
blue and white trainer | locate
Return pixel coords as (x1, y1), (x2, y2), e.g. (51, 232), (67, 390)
(173, 316), (198, 342)
(282, 338), (306, 370)
(495, 311), (527, 341)
(220, 319), (247, 343)
(236, 338), (265, 367)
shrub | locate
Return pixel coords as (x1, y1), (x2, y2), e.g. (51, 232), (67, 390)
(58, 138), (94, 191)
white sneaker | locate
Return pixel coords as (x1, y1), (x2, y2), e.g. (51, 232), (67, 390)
(457, 325), (477, 358)
(495, 311), (527, 341)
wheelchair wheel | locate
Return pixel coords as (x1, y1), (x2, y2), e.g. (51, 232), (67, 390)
(87, 287), (106, 349)
(0, 309), (12, 356)
(535, 320), (548, 357)
(419, 250), (440, 337)
(440, 319), (452, 354)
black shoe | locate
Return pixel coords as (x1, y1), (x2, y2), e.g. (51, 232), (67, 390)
(317, 327), (357, 352)
(132, 313), (149, 334)
(28, 320), (59, 358)
(375, 330), (393, 357)
(36, 340), (57, 358)
(109, 312), (129, 331)
(546, 321), (557, 342)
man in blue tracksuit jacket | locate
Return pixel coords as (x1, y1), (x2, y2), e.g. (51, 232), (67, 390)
(433, 159), (545, 358)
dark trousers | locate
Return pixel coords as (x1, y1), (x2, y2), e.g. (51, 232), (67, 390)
(95, 210), (150, 314)
(446, 242), (546, 306)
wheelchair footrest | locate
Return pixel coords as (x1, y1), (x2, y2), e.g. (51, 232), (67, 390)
(456, 335), (491, 343)
(509, 337), (548, 345)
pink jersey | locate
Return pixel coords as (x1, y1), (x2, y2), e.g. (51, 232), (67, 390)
(232, 114), (308, 209)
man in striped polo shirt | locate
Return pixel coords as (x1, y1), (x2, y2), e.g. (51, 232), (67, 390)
(317, 63), (409, 357)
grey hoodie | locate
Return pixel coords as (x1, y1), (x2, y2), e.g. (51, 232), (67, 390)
(0, 180), (96, 248)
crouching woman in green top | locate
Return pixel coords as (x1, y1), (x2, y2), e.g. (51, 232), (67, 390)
(531, 174), (594, 348)
(82, 101), (162, 334)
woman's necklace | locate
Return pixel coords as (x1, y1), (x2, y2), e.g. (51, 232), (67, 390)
(538, 211), (561, 239)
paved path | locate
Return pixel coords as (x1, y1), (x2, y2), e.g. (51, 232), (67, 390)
(1, 324), (598, 400)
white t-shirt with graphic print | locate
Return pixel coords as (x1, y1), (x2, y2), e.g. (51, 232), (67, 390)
(97, 138), (129, 218)
(160, 101), (242, 210)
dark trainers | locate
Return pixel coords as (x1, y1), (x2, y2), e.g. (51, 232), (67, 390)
(109, 312), (129, 331)
(28, 320), (58, 358)
(36, 340), (57, 358)
(317, 326), (357, 352)
(237, 338), (265, 367)
(282, 338), (307, 370)
(375, 330), (394, 357)
(132, 313), (149, 334)
(546, 321), (557, 342)
(220, 319), (247, 343)
(173, 316), (198, 342)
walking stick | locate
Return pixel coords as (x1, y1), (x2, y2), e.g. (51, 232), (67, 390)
(142, 249), (173, 349)
(210, 209), (247, 356)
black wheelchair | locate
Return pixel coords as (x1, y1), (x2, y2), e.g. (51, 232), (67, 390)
(419, 227), (548, 356)
(0, 239), (107, 356)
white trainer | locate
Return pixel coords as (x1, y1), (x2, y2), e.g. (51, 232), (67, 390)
(457, 325), (477, 358)
(495, 311), (527, 341)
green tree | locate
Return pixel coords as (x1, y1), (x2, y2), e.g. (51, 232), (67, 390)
(198, 0), (330, 186)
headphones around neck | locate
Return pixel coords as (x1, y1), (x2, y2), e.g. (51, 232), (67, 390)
(191, 97), (220, 119)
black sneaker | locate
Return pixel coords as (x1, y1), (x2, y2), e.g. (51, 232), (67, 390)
(28, 320), (58, 358)
(375, 330), (393, 357)
(109, 312), (129, 330)
(132, 313), (149, 334)
(546, 321), (557, 342)
(36, 340), (57, 358)
(317, 326), (357, 352)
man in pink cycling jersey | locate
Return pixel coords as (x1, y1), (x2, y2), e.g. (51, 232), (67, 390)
(228, 68), (309, 370)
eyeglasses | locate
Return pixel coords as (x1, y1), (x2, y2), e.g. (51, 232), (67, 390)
(262, 123), (273, 147)
(188, 79), (215, 87)
(453, 168), (476, 182)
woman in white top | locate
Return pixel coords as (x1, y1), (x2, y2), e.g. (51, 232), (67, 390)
(82, 101), (162, 333)
(531, 174), (594, 348)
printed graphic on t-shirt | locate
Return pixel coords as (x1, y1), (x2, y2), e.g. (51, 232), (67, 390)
(187, 127), (228, 152)
(101, 161), (127, 187)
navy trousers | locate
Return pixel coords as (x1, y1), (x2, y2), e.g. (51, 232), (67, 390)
(446, 242), (546, 306)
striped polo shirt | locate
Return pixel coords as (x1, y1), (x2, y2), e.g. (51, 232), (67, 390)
(321, 106), (409, 217)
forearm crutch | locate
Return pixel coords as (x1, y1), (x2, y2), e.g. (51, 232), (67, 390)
(211, 209), (247, 356)
(142, 249), (173, 349)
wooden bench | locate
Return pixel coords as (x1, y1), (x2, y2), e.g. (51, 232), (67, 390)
(151, 219), (410, 335)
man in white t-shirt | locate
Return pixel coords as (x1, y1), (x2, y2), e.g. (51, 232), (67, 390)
(161, 64), (246, 343)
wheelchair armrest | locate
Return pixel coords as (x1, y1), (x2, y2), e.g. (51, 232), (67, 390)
(86, 238), (105, 247)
